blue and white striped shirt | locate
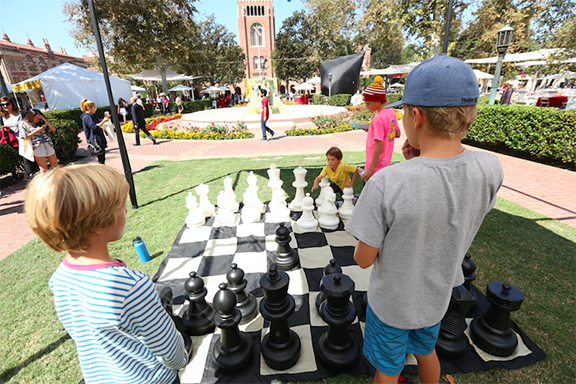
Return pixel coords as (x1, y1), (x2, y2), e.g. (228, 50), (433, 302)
(49, 259), (187, 384)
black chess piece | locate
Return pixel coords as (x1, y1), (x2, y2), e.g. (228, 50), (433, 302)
(259, 263), (301, 370)
(226, 263), (258, 324)
(182, 271), (216, 336)
(462, 253), (478, 307)
(435, 285), (476, 360)
(315, 259), (342, 315)
(470, 282), (524, 357)
(273, 223), (299, 271)
(159, 286), (193, 356)
(317, 273), (359, 371)
(212, 283), (254, 373)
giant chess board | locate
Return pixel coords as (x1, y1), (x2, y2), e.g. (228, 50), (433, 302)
(152, 211), (545, 384)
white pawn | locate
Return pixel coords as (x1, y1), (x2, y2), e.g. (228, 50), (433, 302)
(315, 176), (330, 209)
(243, 171), (265, 213)
(318, 187), (339, 230)
(195, 183), (215, 217)
(289, 167), (308, 211)
(296, 193), (318, 232)
(216, 191), (235, 225)
(269, 187), (291, 221)
(267, 163), (283, 189)
(338, 187), (355, 220)
(185, 193), (205, 227)
(223, 177), (239, 212)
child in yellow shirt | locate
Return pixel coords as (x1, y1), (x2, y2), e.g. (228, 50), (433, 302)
(312, 147), (359, 196)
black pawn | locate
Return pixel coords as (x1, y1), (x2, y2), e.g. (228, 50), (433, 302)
(259, 263), (301, 370)
(160, 286), (193, 355)
(227, 263), (258, 324)
(182, 271), (216, 336)
(273, 223), (299, 271)
(470, 282), (524, 357)
(462, 253), (478, 307)
(435, 285), (475, 360)
(212, 283), (253, 373)
(315, 259), (342, 315)
(317, 273), (359, 371)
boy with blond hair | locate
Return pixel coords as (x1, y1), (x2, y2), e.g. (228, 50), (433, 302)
(345, 55), (503, 384)
(312, 146), (359, 196)
(25, 165), (188, 384)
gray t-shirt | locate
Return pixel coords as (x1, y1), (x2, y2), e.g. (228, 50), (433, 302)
(345, 149), (503, 329)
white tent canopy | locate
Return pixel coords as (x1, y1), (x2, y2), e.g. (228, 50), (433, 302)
(131, 85), (146, 92)
(473, 69), (494, 79)
(389, 83), (404, 88)
(361, 62), (421, 76)
(465, 49), (559, 64)
(294, 82), (316, 90)
(307, 76), (321, 84)
(168, 84), (193, 92)
(125, 67), (202, 81)
(12, 63), (132, 111)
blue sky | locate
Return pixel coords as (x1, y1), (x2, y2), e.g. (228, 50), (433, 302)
(0, 0), (305, 57)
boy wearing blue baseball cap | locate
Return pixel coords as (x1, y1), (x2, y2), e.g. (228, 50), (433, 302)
(345, 54), (503, 384)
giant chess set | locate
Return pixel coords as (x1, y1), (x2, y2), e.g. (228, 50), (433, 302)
(152, 164), (545, 384)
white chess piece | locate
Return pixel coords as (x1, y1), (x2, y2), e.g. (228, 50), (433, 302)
(269, 187), (291, 221)
(267, 163), (283, 189)
(223, 177), (239, 212)
(289, 167), (308, 211)
(318, 187), (339, 230)
(315, 176), (330, 209)
(338, 187), (355, 220)
(185, 193), (205, 227)
(195, 183), (215, 217)
(296, 193), (318, 232)
(216, 191), (235, 225)
(243, 171), (265, 213)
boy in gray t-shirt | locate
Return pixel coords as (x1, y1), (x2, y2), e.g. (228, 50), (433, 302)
(345, 54), (503, 384)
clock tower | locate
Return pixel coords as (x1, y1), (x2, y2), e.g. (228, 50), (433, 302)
(237, 0), (275, 79)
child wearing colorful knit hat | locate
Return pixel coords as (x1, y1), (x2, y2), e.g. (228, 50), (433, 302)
(361, 76), (401, 181)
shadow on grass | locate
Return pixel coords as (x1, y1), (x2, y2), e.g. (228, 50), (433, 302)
(151, 251), (164, 260)
(0, 334), (71, 383)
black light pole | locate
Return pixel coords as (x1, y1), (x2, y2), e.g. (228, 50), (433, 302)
(87, 0), (138, 209)
(442, 0), (454, 54)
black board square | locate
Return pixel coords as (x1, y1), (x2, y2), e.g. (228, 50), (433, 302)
(294, 232), (328, 248)
(210, 226), (237, 240)
(236, 235), (266, 253)
(198, 255), (235, 277)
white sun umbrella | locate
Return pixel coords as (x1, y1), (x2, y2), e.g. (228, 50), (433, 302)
(168, 84), (193, 92)
(307, 76), (321, 84)
(218, 87), (231, 92)
(131, 85), (146, 92)
(294, 82), (316, 91)
(473, 69), (494, 80)
(389, 83), (404, 88)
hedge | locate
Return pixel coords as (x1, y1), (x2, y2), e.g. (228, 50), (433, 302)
(0, 143), (22, 176)
(44, 104), (154, 129)
(466, 105), (576, 165)
(181, 99), (213, 113)
(50, 119), (82, 161)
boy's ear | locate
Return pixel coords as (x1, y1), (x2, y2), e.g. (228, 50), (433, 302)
(94, 227), (106, 236)
(412, 107), (427, 131)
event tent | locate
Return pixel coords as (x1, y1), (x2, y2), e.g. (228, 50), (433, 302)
(11, 63), (132, 110)
(464, 49), (559, 64)
(360, 62), (421, 76)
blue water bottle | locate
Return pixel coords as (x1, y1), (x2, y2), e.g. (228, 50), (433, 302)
(132, 236), (151, 263)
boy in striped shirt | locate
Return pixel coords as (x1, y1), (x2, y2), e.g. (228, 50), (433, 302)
(25, 164), (188, 384)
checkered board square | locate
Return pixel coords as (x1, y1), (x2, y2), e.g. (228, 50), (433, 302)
(152, 213), (545, 384)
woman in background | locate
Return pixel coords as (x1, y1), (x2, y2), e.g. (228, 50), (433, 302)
(80, 98), (109, 164)
(117, 97), (128, 124)
(18, 108), (58, 173)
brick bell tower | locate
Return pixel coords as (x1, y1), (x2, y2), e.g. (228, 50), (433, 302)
(237, 0), (275, 79)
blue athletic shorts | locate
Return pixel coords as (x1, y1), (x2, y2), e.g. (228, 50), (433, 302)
(363, 304), (441, 376)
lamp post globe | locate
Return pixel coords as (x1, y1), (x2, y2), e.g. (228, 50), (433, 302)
(489, 25), (514, 105)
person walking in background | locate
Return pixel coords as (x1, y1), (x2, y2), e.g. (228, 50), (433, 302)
(117, 98), (128, 124)
(18, 108), (58, 173)
(130, 96), (157, 146)
(80, 98), (109, 164)
(500, 83), (514, 105)
(259, 88), (275, 141)
(1, 96), (39, 178)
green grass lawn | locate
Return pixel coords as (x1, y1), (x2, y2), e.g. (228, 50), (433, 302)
(1, 152), (575, 384)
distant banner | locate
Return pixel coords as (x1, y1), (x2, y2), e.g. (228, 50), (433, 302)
(392, 74), (408, 78)
(12, 80), (42, 92)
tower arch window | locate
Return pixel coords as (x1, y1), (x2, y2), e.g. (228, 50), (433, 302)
(250, 23), (264, 47)
(260, 56), (265, 70)
(253, 56), (259, 70)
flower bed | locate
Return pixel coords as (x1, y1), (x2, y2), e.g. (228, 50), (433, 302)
(150, 129), (254, 140)
(286, 124), (354, 136)
(121, 114), (182, 133)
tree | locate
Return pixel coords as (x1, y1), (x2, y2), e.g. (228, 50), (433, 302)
(355, 0), (404, 67)
(62, 0), (198, 94)
(271, 10), (318, 84)
(178, 15), (246, 88)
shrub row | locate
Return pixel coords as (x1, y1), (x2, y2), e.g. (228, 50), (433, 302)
(44, 104), (154, 129)
(311, 94), (352, 106)
(0, 144), (22, 176)
(286, 124), (354, 136)
(466, 105), (576, 165)
(181, 99), (213, 113)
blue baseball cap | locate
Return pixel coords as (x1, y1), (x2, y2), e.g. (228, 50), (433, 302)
(386, 54), (479, 109)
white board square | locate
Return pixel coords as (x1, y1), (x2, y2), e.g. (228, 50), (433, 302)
(291, 221), (322, 234)
(212, 213), (240, 227)
(265, 234), (297, 252)
(232, 252), (269, 274)
(286, 268), (309, 296)
(299, 246), (333, 269)
(342, 265), (372, 291)
(178, 333), (214, 384)
(464, 318), (532, 361)
(324, 230), (357, 247)
(204, 237), (238, 256)
(156, 257), (202, 281)
(260, 324), (317, 375)
(202, 274), (227, 303)
(179, 226), (213, 244)
(236, 222), (266, 237)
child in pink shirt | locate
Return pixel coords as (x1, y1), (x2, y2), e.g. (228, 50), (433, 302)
(361, 76), (400, 181)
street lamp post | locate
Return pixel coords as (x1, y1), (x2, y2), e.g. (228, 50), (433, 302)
(488, 25), (514, 105)
(328, 72), (333, 97)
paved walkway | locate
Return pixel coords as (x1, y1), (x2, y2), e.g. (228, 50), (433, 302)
(1, 124), (575, 260)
